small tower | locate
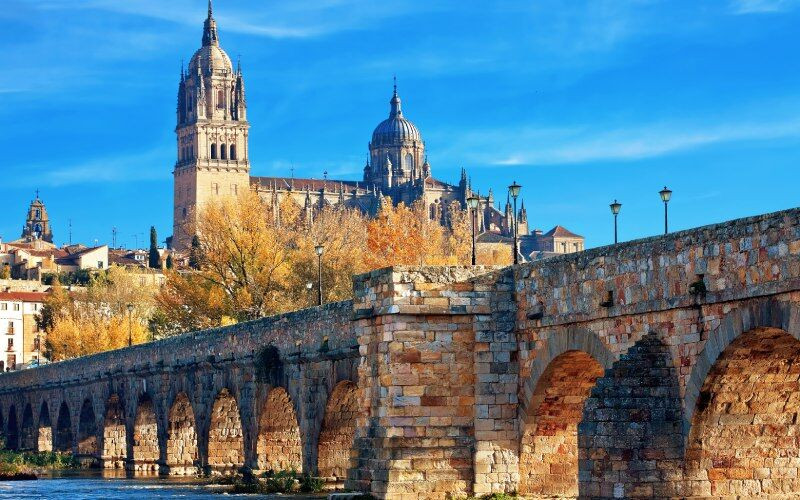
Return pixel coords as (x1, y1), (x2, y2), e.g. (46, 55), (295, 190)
(21, 193), (53, 243)
(518, 199), (529, 236)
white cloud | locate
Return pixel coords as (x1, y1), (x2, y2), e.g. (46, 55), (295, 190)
(730, 0), (799, 14)
(438, 118), (800, 167)
(15, 148), (171, 187)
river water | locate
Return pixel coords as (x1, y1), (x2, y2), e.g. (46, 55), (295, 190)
(0, 471), (254, 499)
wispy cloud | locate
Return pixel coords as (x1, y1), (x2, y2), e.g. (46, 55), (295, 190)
(15, 148), (171, 187)
(438, 118), (800, 167)
(730, 0), (799, 14)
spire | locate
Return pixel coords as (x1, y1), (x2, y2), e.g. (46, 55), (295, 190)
(389, 76), (402, 117)
(202, 0), (219, 47)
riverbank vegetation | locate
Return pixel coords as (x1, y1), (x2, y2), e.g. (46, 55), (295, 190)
(0, 448), (79, 479)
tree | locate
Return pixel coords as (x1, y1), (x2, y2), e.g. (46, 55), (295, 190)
(0, 264), (10, 279)
(189, 235), (202, 270)
(40, 267), (156, 361)
(165, 254), (173, 269)
(148, 226), (160, 268)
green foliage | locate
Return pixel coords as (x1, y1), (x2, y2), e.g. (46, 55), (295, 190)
(149, 226), (160, 268)
(165, 254), (174, 269)
(42, 269), (93, 286)
(228, 469), (324, 495)
(0, 264), (10, 279)
(0, 449), (80, 478)
(189, 235), (202, 270)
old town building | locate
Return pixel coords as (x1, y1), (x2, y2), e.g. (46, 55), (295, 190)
(171, 2), (583, 256)
(0, 291), (47, 371)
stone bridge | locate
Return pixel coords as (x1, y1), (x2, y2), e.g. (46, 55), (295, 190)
(1, 207), (800, 499)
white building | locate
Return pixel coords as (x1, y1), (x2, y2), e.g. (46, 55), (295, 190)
(0, 291), (47, 371)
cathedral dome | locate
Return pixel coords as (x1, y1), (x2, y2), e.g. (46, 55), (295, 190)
(188, 44), (233, 74)
(371, 87), (421, 146)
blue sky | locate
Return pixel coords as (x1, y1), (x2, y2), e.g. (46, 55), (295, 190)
(1, 0), (799, 250)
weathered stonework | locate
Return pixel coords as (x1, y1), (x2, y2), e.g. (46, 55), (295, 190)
(1, 207), (800, 498)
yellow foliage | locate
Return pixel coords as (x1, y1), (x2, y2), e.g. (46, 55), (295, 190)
(158, 191), (485, 334)
(43, 268), (156, 361)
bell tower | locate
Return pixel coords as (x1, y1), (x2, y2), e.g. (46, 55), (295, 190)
(172, 0), (250, 251)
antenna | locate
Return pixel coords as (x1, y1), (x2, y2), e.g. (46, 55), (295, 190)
(68, 219), (72, 245)
(112, 227), (117, 248)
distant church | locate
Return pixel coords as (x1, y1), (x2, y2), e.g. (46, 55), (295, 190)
(171, 2), (583, 258)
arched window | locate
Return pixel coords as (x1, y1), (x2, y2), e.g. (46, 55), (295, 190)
(404, 153), (414, 172)
(210, 143), (217, 159)
(229, 144), (236, 160)
(220, 144), (227, 160)
(217, 89), (225, 109)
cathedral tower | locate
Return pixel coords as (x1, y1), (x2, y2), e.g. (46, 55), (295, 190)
(172, 0), (250, 251)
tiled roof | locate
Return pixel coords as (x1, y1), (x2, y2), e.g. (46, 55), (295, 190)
(543, 225), (583, 238)
(0, 291), (49, 303)
(477, 231), (512, 243)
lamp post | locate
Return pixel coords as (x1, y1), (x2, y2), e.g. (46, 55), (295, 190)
(126, 303), (134, 346)
(508, 181), (522, 264)
(467, 195), (479, 265)
(659, 186), (672, 234)
(609, 199), (622, 244)
(315, 245), (324, 306)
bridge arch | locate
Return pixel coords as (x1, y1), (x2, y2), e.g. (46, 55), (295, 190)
(317, 380), (359, 481)
(684, 300), (800, 497)
(208, 388), (244, 470)
(132, 393), (160, 471)
(77, 398), (99, 459)
(166, 392), (198, 475)
(55, 401), (73, 452)
(6, 405), (18, 450)
(102, 394), (126, 469)
(38, 401), (52, 452)
(20, 403), (34, 450)
(257, 386), (302, 472)
(517, 328), (613, 497)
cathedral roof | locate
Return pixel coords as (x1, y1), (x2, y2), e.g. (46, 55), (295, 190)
(189, 0), (232, 74)
(371, 85), (421, 147)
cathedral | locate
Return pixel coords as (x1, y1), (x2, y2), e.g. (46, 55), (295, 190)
(172, 2), (582, 258)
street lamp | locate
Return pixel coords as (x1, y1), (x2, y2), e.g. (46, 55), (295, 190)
(508, 181), (522, 264)
(315, 245), (324, 306)
(609, 199), (622, 244)
(467, 196), (480, 265)
(659, 186), (672, 234)
(126, 303), (134, 346)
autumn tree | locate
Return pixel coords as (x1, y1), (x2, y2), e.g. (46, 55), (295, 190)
(40, 267), (155, 361)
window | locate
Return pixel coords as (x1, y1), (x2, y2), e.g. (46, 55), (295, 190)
(230, 144), (236, 160)
(212, 182), (219, 195)
(7, 321), (12, 333)
(35, 209), (41, 219)
(7, 338), (13, 351)
(211, 143), (217, 159)
(562, 242), (567, 253)
(220, 144), (227, 160)
(230, 184), (238, 196)
(404, 153), (414, 172)
(217, 89), (225, 109)
(1, 303), (6, 311)
(13, 303), (19, 311)
(6, 355), (15, 370)
(33, 337), (40, 351)
(98, 261), (104, 269)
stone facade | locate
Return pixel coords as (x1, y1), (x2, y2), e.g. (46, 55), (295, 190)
(1, 207), (800, 498)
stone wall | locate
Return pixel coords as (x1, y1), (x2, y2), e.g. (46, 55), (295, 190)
(0, 207), (799, 498)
